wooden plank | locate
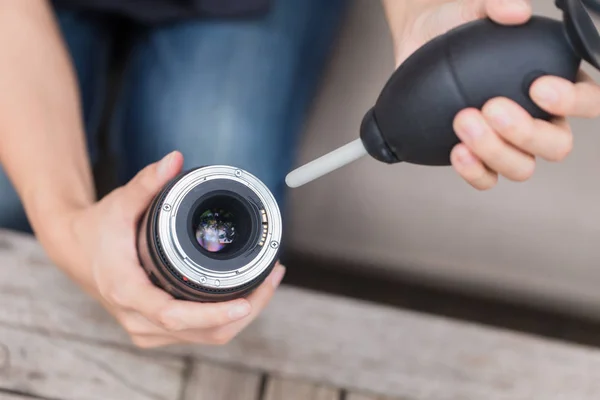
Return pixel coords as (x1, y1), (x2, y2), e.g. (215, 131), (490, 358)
(346, 393), (397, 400)
(183, 362), (261, 400)
(0, 392), (40, 400)
(4, 230), (600, 399)
(0, 324), (184, 400)
(263, 376), (339, 400)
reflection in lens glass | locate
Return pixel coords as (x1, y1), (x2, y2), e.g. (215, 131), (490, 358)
(195, 209), (236, 252)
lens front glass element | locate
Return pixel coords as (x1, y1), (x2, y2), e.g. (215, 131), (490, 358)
(191, 192), (254, 258)
(195, 208), (236, 252)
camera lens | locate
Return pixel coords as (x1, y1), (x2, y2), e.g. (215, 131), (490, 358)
(136, 166), (282, 303)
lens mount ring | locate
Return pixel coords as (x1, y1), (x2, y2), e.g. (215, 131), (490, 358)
(156, 165), (282, 290)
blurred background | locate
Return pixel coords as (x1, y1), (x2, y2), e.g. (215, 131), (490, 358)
(280, 0), (600, 345)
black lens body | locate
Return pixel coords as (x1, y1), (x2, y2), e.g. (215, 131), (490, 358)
(137, 166), (281, 302)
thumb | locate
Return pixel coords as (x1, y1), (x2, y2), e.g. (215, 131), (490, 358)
(483, 0), (532, 25)
(118, 151), (184, 221)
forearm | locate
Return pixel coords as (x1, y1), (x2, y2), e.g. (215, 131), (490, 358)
(0, 1), (94, 239)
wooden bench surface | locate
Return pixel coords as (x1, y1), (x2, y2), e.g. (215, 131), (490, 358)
(1, 229), (600, 399)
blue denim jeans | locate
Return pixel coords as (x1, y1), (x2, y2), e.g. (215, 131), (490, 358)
(0, 0), (346, 231)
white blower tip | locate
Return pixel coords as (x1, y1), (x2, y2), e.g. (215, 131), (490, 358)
(285, 138), (368, 188)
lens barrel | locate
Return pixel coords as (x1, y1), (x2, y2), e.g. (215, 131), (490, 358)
(137, 165), (282, 302)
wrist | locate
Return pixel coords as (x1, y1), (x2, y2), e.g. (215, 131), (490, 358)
(24, 183), (93, 265)
(34, 202), (99, 297)
(27, 192), (90, 235)
(381, 0), (408, 51)
(21, 165), (94, 228)
(382, 0), (425, 65)
(381, 0), (446, 66)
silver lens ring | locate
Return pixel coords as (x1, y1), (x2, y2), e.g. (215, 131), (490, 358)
(156, 165), (282, 291)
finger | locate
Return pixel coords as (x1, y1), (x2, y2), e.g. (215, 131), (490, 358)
(117, 310), (229, 345)
(118, 312), (218, 345)
(130, 335), (178, 349)
(244, 263), (286, 316)
(117, 311), (164, 337)
(103, 274), (173, 316)
(114, 263), (284, 342)
(112, 275), (256, 331)
(530, 72), (600, 118)
(450, 144), (499, 190)
(130, 264), (287, 346)
(210, 263), (286, 341)
(118, 310), (233, 346)
(104, 255), (259, 334)
(454, 108), (536, 182)
(484, 0), (532, 25)
(152, 297), (253, 332)
(118, 150), (184, 221)
(482, 97), (573, 161)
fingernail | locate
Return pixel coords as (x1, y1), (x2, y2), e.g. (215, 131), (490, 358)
(228, 301), (251, 320)
(459, 117), (485, 140)
(157, 151), (175, 179)
(486, 104), (512, 129)
(533, 84), (559, 105)
(271, 265), (286, 289)
(457, 147), (476, 165)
